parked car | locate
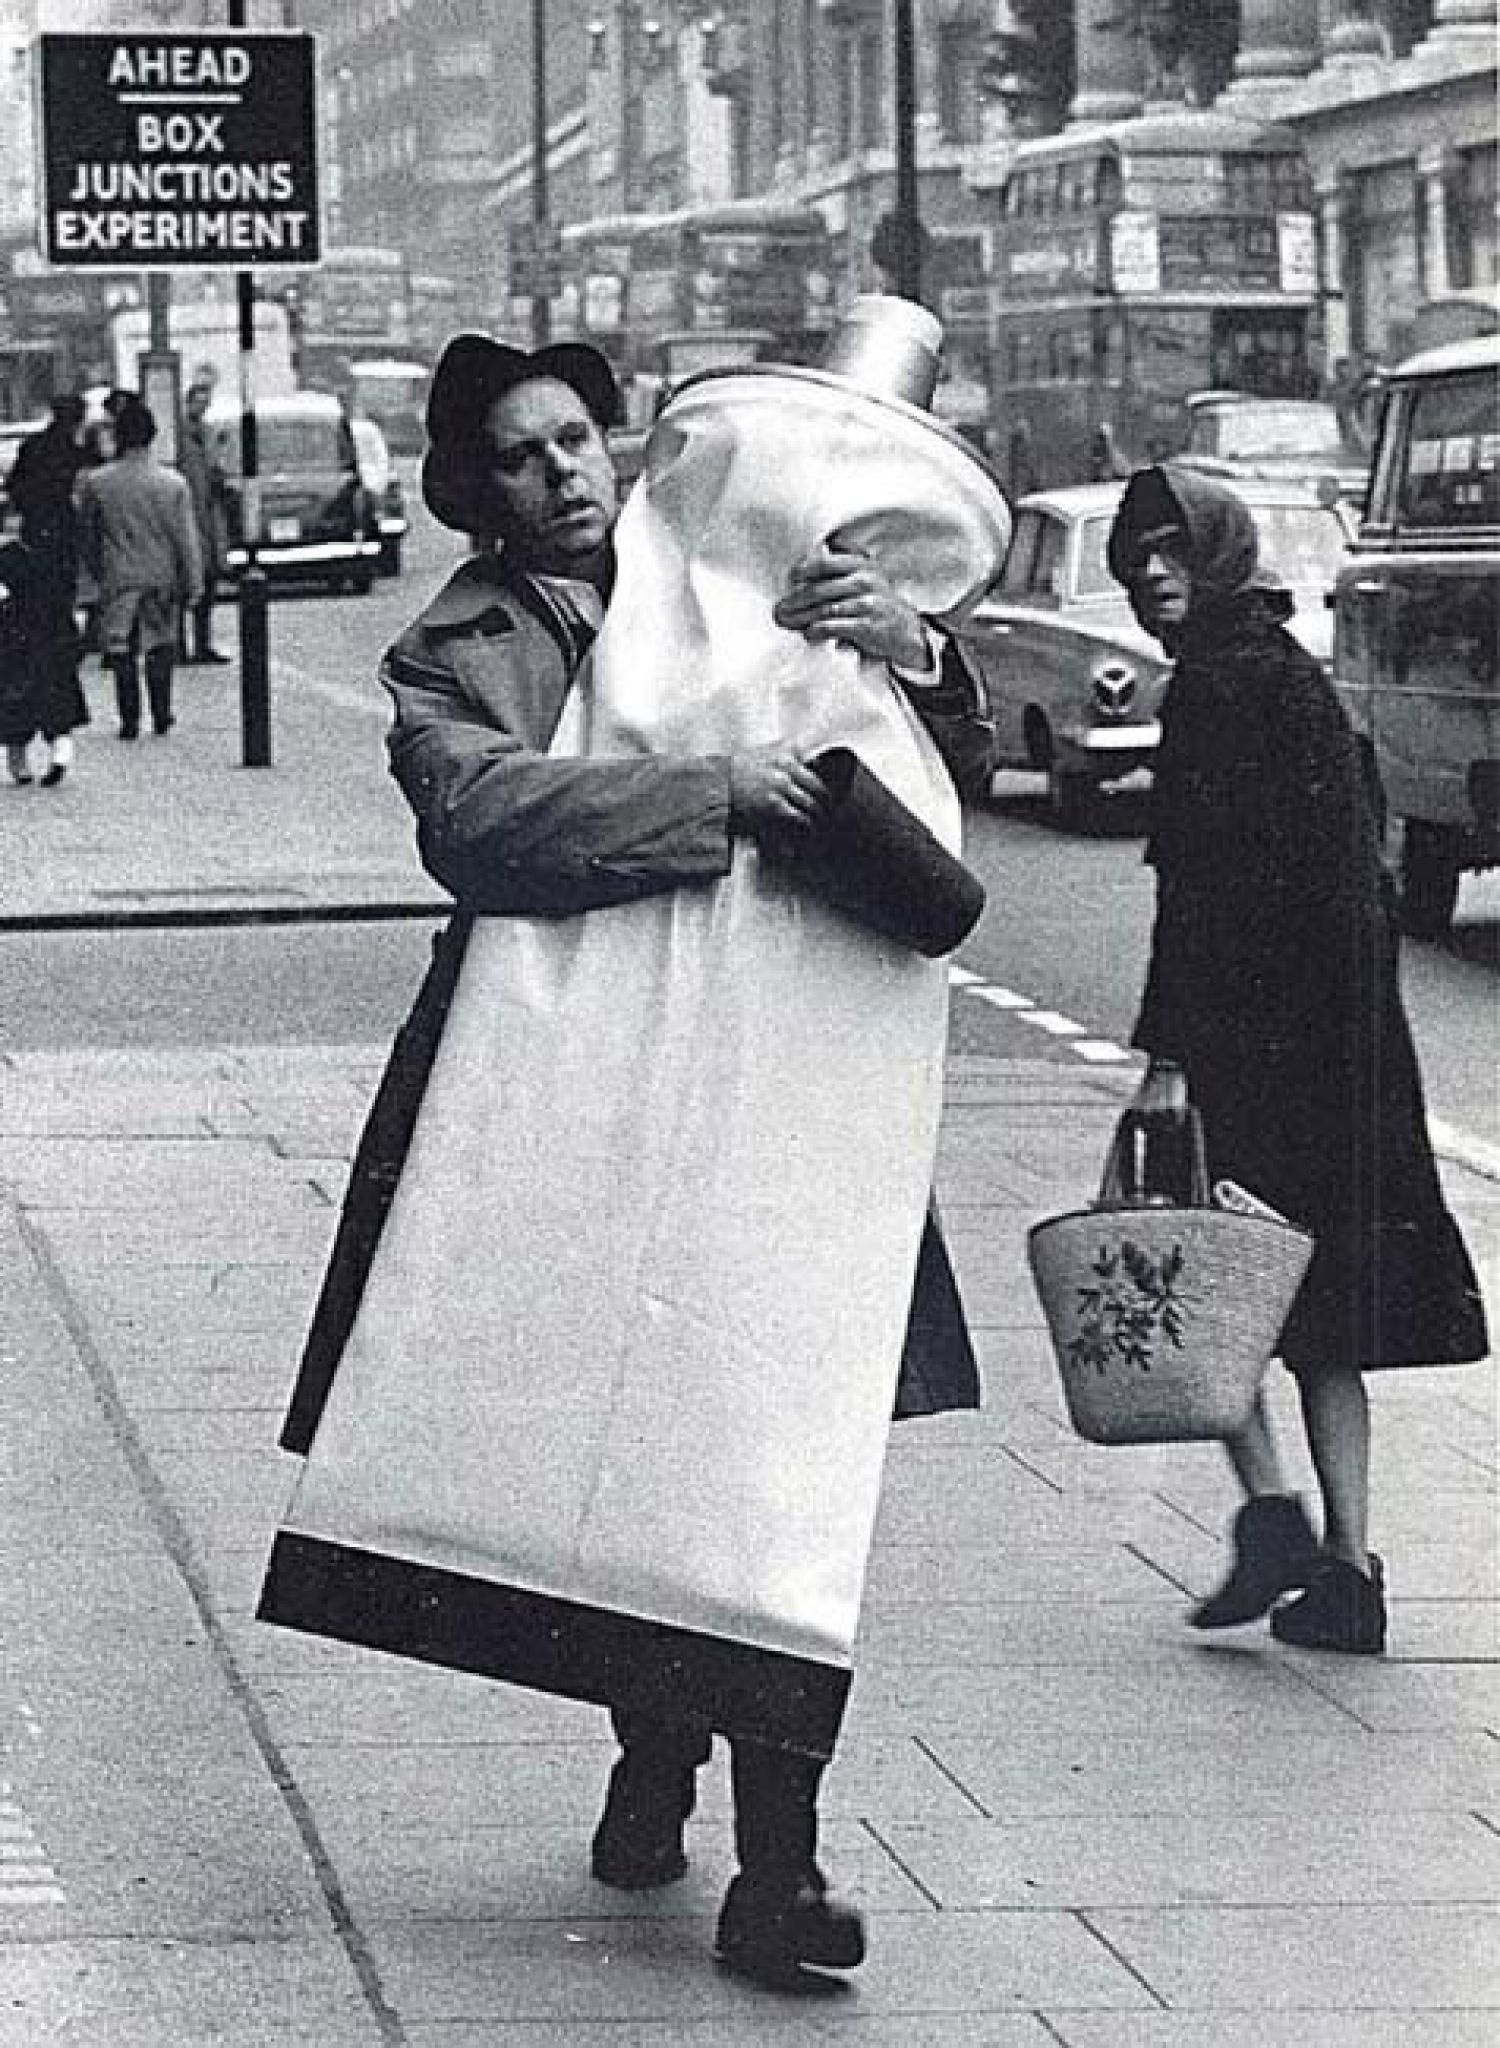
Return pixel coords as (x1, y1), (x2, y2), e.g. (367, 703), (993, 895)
(1176, 390), (1369, 509)
(349, 357), (429, 457)
(207, 390), (382, 595)
(350, 415), (408, 577)
(955, 477), (1355, 825)
(1332, 332), (1499, 937)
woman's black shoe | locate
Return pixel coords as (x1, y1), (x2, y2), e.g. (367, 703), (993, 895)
(1271, 1553), (1387, 1655)
(715, 1873), (866, 1983)
(1190, 1494), (1320, 1629)
(589, 1756), (695, 1890)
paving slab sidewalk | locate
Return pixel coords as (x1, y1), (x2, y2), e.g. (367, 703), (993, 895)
(0, 1042), (1495, 2044)
(0, 650), (443, 925)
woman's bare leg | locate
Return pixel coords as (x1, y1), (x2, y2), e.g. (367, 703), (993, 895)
(1295, 1367), (1371, 1566)
(1221, 1389), (1289, 1497)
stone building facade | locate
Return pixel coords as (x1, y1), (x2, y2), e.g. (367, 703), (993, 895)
(297, 2), (1497, 368)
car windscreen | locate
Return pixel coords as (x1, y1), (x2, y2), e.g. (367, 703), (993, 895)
(1209, 403), (1347, 459)
(1252, 505), (1349, 588)
(216, 418), (351, 476)
(1075, 518), (1118, 599)
(1075, 505), (1345, 600)
(1392, 370), (1500, 531)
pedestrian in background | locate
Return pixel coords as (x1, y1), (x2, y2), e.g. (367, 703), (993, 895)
(1109, 464), (1487, 1655)
(4, 393), (90, 781)
(0, 534), (88, 786)
(1089, 419), (1131, 481)
(7, 392), (88, 568)
(78, 397), (203, 740)
(177, 371), (231, 665)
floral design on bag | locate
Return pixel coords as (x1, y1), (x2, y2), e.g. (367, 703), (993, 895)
(1067, 1239), (1188, 1375)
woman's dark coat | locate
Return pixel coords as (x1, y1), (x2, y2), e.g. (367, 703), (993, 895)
(1116, 467), (1486, 1372)
(0, 539), (87, 748)
(280, 551), (988, 1453)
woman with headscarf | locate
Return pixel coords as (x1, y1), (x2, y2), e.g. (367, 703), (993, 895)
(1107, 465), (1487, 1655)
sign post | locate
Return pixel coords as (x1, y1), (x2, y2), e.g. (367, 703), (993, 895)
(36, 27), (319, 769)
(508, 220), (563, 307)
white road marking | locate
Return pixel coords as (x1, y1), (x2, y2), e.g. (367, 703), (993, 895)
(1020, 1010), (1088, 1036)
(0, 1781), (66, 1910)
(274, 659), (392, 721)
(952, 964), (1498, 1184)
(1429, 1116), (1500, 1185)
(971, 985), (1034, 1011)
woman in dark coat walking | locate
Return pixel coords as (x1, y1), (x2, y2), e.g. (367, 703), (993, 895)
(1108, 465), (1487, 1654)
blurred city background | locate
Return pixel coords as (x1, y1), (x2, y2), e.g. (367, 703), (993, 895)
(0, 1), (1494, 486)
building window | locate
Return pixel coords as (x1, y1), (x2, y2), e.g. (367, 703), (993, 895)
(856, 28), (883, 149)
(1350, 160), (1421, 360)
(1451, 143), (1498, 288)
(803, 0), (819, 148)
(936, 25), (980, 147)
(444, 114), (492, 154)
(433, 40), (489, 80)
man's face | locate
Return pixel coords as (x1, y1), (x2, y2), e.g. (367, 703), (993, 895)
(482, 377), (618, 571)
(1121, 522), (1194, 644)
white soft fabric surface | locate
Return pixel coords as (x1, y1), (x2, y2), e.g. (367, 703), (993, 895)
(282, 373), (1010, 1678)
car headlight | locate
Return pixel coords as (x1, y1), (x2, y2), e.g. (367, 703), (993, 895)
(1091, 661), (1139, 716)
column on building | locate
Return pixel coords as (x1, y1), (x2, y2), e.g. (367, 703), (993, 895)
(1315, 175), (1352, 366)
(1222, 0), (1319, 98)
(1321, 2), (1384, 63)
(1417, 146), (1456, 300)
(1068, 0), (1144, 125)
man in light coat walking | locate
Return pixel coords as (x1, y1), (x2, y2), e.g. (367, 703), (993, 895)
(78, 397), (203, 738)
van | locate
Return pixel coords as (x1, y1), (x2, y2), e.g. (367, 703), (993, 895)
(349, 415), (408, 577)
(1333, 334), (1499, 935)
(208, 391), (382, 596)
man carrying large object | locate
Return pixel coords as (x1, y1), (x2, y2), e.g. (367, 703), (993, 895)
(261, 298), (1011, 1984)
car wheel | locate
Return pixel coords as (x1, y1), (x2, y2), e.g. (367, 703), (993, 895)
(347, 568), (374, 596)
(1397, 820), (1462, 938)
(1046, 766), (1095, 831)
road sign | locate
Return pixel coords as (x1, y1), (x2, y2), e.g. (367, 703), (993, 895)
(37, 32), (320, 268)
(507, 220), (563, 300)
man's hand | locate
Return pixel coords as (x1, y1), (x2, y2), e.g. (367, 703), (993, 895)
(772, 537), (929, 673)
(1131, 1058), (1189, 1129)
(728, 744), (828, 842)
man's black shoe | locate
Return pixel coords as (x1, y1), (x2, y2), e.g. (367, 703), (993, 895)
(118, 724), (139, 741)
(188, 647), (232, 666)
(589, 1756), (694, 1890)
(715, 1874), (866, 1984)
(1190, 1494), (1319, 1629)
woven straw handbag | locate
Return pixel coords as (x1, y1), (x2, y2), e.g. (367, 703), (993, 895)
(1027, 1107), (1315, 1445)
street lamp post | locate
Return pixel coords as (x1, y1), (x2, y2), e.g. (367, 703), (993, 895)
(531, 0), (551, 345)
(892, 0), (922, 300)
(228, 0), (269, 767)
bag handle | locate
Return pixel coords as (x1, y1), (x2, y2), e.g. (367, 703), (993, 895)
(1098, 1103), (1211, 1210)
